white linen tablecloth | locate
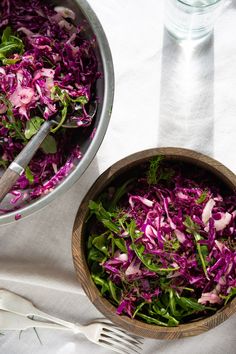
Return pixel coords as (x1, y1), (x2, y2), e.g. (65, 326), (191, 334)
(1, 0), (236, 353)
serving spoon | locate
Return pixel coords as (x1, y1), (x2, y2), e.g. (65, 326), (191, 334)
(0, 290), (142, 354)
(0, 120), (56, 203)
(0, 102), (97, 203)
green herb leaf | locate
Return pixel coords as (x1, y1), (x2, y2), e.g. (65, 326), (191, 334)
(176, 295), (215, 312)
(108, 280), (121, 304)
(178, 297), (204, 311)
(0, 42), (21, 54)
(152, 303), (179, 326)
(133, 302), (146, 318)
(128, 220), (179, 273)
(50, 86), (69, 133)
(90, 261), (104, 277)
(113, 237), (127, 253)
(159, 168), (175, 182)
(0, 95), (27, 142)
(40, 135), (57, 154)
(50, 86), (88, 133)
(136, 313), (168, 326)
(88, 200), (120, 233)
(221, 287), (236, 305)
(183, 215), (199, 234)
(110, 178), (136, 210)
(92, 234), (109, 256)
(25, 117), (44, 139)
(147, 156), (163, 185)
(72, 95), (88, 105)
(87, 247), (107, 264)
(196, 190), (208, 204)
(184, 216), (209, 279)
(1, 27), (12, 43)
(25, 166), (34, 184)
(0, 159), (7, 170)
(147, 156), (174, 185)
(2, 57), (20, 65)
(0, 27), (24, 64)
(92, 274), (109, 295)
(107, 231), (127, 254)
(167, 288), (180, 317)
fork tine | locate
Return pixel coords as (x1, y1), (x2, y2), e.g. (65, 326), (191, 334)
(102, 325), (143, 345)
(92, 319), (143, 341)
(99, 335), (141, 354)
(97, 320), (144, 344)
(101, 329), (142, 350)
(98, 339), (128, 354)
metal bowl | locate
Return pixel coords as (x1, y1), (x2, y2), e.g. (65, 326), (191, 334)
(0, 0), (114, 224)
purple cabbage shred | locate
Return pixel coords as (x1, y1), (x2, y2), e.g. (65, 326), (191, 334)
(0, 0), (99, 212)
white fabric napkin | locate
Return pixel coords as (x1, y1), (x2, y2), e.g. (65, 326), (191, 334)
(0, 0), (236, 353)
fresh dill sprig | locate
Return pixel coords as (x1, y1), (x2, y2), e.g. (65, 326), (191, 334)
(147, 156), (163, 185)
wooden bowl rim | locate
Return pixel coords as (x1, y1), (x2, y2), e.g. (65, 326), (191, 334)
(72, 147), (236, 339)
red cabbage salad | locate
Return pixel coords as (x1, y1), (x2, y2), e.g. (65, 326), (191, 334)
(0, 0), (99, 212)
(87, 157), (236, 326)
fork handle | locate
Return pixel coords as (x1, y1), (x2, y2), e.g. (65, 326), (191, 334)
(32, 309), (82, 334)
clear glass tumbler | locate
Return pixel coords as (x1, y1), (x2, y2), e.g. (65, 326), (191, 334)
(164, 0), (225, 40)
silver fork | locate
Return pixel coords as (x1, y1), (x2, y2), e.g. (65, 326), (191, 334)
(0, 290), (143, 353)
(0, 310), (142, 354)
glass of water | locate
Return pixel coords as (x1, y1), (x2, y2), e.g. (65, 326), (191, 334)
(165, 0), (225, 40)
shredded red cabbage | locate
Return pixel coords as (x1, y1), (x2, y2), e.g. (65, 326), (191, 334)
(0, 0), (99, 212)
(87, 158), (236, 326)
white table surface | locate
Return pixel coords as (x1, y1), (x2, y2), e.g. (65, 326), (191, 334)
(1, 0), (236, 353)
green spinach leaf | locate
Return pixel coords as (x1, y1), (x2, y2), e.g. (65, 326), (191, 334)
(25, 117), (44, 140)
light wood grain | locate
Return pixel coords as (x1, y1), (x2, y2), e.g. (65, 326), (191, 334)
(72, 147), (236, 339)
(0, 168), (20, 202)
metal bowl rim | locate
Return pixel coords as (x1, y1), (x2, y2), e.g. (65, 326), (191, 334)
(0, 0), (114, 224)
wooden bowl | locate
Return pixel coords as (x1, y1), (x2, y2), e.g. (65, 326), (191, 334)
(72, 147), (236, 339)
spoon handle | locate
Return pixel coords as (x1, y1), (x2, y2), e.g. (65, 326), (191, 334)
(31, 308), (80, 333)
(0, 310), (72, 331)
(0, 120), (53, 203)
(14, 120), (53, 169)
(0, 169), (19, 203)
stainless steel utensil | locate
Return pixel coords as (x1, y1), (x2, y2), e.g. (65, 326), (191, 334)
(0, 289), (79, 330)
(0, 0), (114, 224)
(0, 290), (142, 354)
(0, 310), (70, 331)
(0, 121), (54, 203)
(0, 100), (98, 203)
